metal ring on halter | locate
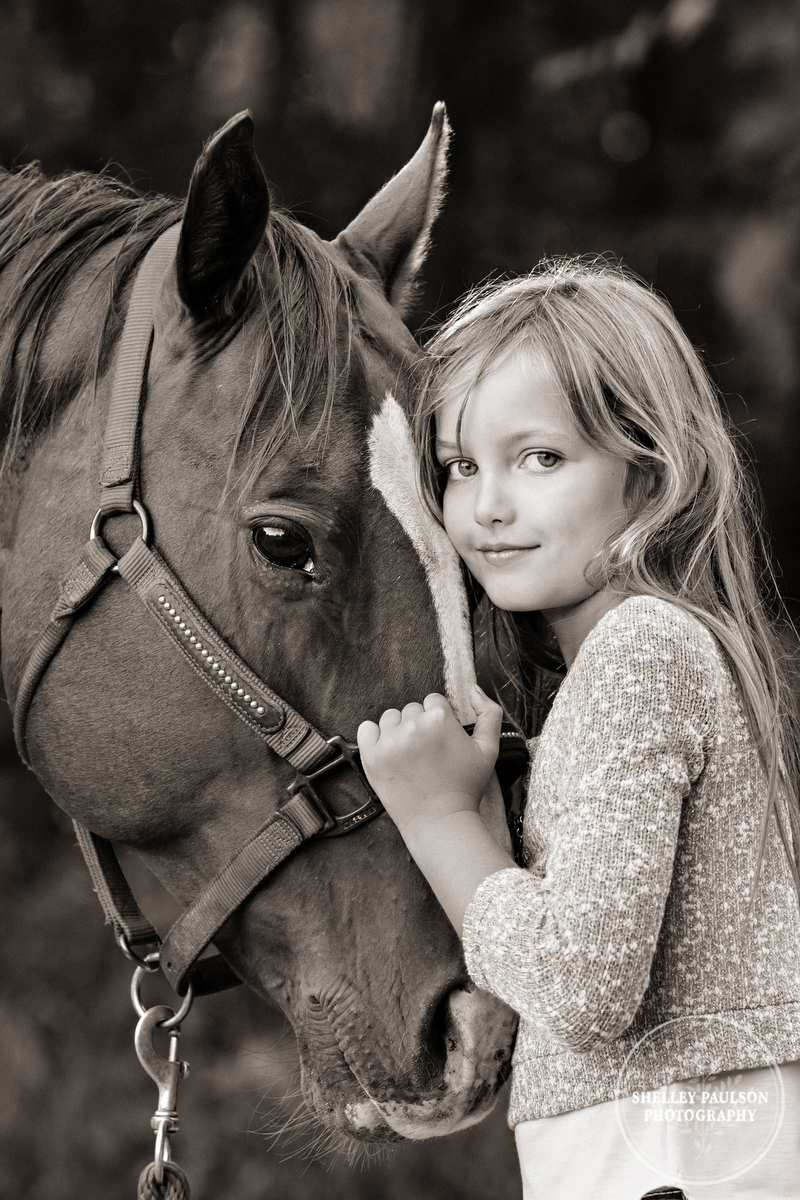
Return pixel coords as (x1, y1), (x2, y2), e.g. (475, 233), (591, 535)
(117, 930), (161, 969)
(131, 952), (194, 1029)
(90, 498), (151, 545)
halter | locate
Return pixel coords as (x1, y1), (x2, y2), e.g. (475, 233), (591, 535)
(12, 225), (528, 1000)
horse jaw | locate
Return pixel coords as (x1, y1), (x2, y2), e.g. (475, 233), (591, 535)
(364, 394), (517, 1135)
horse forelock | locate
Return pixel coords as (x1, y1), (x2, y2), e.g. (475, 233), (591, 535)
(0, 163), (357, 500)
(367, 394), (477, 723)
(229, 211), (357, 497)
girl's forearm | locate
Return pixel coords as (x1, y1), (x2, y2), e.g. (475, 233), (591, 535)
(402, 808), (517, 936)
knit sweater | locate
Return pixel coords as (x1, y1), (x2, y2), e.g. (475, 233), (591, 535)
(462, 594), (800, 1125)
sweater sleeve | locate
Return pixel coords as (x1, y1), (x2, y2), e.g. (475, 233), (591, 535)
(461, 599), (713, 1052)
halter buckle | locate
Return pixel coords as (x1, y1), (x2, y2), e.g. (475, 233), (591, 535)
(287, 735), (384, 838)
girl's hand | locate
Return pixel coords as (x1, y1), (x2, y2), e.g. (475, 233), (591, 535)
(358, 685), (514, 936)
(356, 685), (503, 839)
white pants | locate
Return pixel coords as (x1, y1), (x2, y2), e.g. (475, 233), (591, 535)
(515, 1061), (800, 1200)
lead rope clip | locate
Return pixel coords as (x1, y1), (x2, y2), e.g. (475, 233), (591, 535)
(131, 953), (194, 1200)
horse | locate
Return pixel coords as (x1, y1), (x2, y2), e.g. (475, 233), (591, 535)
(0, 107), (516, 1146)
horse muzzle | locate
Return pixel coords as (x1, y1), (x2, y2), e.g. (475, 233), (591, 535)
(296, 981), (517, 1141)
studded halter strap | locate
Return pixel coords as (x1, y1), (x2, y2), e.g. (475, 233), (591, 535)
(12, 225), (386, 996)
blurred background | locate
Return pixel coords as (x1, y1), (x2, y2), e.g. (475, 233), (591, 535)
(2, 0), (799, 1196)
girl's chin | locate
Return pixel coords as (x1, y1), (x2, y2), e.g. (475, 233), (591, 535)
(479, 581), (594, 615)
(480, 587), (552, 612)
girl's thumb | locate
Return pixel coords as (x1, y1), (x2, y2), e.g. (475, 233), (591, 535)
(469, 684), (503, 761)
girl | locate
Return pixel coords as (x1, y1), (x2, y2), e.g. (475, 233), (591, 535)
(357, 260), (800, 1200)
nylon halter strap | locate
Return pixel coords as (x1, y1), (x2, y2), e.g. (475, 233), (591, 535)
(12, 224), (383, 996)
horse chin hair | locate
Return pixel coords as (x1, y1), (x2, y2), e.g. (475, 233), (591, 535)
(253, 1087), (395, 1164)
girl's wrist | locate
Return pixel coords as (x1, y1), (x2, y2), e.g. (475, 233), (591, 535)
(400, 807), (516, 935)
(401, 805), (489, 859)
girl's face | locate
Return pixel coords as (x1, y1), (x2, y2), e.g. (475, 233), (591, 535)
(436, 352), (629, 653)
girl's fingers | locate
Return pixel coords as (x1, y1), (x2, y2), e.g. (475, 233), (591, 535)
(378, 708), (402, 730)
(356, 720), (380, 750)
(469, 684), (503, 761)
(470, 683), (501, 713)
(422, 693), (452, 715)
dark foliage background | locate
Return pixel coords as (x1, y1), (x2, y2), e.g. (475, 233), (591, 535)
(2, 1), (799, 1196)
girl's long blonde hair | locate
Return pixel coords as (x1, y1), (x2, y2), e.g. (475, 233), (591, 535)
(415, 257), (800, 902)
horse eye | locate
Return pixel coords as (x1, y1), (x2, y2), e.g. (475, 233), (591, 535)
(253, 525), (314, 573)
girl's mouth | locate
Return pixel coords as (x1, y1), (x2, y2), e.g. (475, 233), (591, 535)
(479, 546), (539, 564)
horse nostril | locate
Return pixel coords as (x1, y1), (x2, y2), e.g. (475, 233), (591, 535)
(308, 994), (322, 1010)
(421, 991), (452, 1081)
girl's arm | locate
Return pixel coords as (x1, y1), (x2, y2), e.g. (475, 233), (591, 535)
(463, 602), (710, 1049)
(359, 601), (713, 1052)
(356, 686), (516, 936)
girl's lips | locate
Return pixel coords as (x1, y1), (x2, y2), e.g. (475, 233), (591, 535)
(479, 546), (538, 564)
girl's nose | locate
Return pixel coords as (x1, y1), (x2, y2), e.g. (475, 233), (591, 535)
(472, 472), (514, 527)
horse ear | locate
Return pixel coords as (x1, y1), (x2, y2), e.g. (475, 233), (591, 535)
(333, 102), (451, 318)
(177, 111), (270, 318)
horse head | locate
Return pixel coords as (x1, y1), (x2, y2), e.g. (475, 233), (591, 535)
(0, 107), (516, 1142)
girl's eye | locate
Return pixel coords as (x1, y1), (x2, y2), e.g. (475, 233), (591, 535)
(253, 524), (315, 574)
(445, 459), (478, 479)
(522, 451), (561, 472)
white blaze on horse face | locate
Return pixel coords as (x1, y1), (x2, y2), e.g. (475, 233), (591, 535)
(367, 394), (512, 851)
(367, 393), (476, 720)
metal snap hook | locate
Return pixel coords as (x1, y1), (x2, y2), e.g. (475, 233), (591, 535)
(134, 1004), (190, 1186)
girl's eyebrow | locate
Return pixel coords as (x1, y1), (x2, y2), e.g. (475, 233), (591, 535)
(436, 426), (566, 454)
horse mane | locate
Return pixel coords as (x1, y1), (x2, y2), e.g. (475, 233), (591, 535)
(0, 162), (355, 489)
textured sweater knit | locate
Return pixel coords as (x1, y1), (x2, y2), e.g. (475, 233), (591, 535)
(462, 595), (800, 1125)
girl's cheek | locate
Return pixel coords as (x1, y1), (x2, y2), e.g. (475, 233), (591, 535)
(441, 493), (460, 542)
